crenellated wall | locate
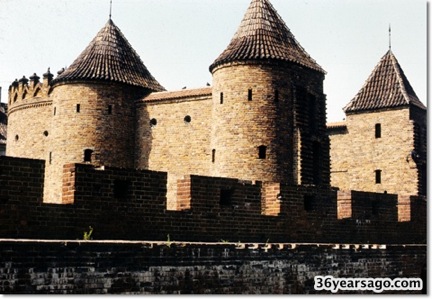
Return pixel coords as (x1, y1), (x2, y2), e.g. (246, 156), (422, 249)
(0, 156), (425, 244)
(6, 71), (53, 160)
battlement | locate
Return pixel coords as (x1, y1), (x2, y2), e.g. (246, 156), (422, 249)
(7, 69), (53, 113)
(0, 156), (426, 244)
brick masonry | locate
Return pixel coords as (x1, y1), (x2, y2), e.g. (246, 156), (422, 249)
(329, 107), (427, 197)
(0, 240), (426, 294)
(0, 156), (425, 244)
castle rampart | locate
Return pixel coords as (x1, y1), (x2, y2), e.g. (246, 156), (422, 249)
(0, 156), (425, 244)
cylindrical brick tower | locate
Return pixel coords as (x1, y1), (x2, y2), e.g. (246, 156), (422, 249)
(209, 0), (328, 185)
(6, 71), (53, 161)
(44, 19), (164, 203)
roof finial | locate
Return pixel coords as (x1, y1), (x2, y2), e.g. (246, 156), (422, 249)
(389, 24), (392, 50)
(109, 0), (113, 19)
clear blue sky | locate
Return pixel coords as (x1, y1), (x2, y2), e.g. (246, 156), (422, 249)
(0, 0), (427, 122)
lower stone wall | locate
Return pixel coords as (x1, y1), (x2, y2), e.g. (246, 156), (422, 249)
(0, 240), (426, 294)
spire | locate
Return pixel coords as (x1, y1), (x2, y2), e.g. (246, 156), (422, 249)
(109, 0), (112, 20)
(343, 50), (425, 113)
(389, 24), (391, 50)
(210, 0), (324, 73)
(52, 19), (165, 91)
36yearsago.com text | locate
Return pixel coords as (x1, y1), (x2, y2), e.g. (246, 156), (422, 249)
(314, 275), (423, 293)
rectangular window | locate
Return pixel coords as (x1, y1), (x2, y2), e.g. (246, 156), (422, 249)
(212, 149), (216, 163)
(375, 170), (382, 184)
(76, 104), (81, 113)
(53, 107), (56, 116)
(220, 92), (224, 104)
(248, 89), (253, 101)
(258, 145), (267, 159)
(49, 152), (52, 164)
(375, 123), (381, 138)
(108, 105), (113, 115)
(275, 90), (279, 102)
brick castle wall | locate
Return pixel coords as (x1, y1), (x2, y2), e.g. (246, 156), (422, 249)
(44, 82), (149, 203)
(329, 108), (419, 196)
(211, 61), (329, 186)
(6, 78), (52, 161)
(0, 156), (425, 244)
(0, 240), (425, 294)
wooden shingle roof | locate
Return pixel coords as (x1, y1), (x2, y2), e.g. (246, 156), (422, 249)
(52, 19), (165, 92)
(209, 0), (324, 73)
(344, 50), (425, 113)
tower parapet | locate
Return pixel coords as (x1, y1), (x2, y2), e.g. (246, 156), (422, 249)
(6, 69), (53, 160)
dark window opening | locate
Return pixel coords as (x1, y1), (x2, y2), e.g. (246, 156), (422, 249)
(309, 94), (317, 133)
(220, 92), (224, 104)
(49, 152), (52, 164)
(258, 145), (267, 159)
(312, 142), (321, 185)
(113, 179), (130, 199)
(375, 123), (381, 138)
(53, 107), (56, 116)
(108, 105), (113, 115)
(15, 135), (19, 141)
(84, 149), (93, 163)
(212, 149), (216, 163)
(76, 104), (81, 113)
(275, 90), (279, 102)
(220, 187), (234, 206)
(375, 169), (382, 184)
(150, 118), (157, 127)
(43, 131), (49, 137)
(248, 89), (253, 101)
(304, 195), (315, 212)
(184, 115), (191, 123)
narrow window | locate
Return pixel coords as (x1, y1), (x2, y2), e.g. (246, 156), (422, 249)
(43, 131), (49, 137)
(258, 145), (267, 159)
(49, 152), (52, 164)
(107, 105), (113, 115)
(84, 149), (93, 163)
(212, 149), (216, 163)
(53, 107), (56, 116)
(248, 89), (253, 101)
(114, 179), (130, 199)
(312, 142), (321, 185)
(275, 90), (279, 102)
(220, 187), (234, 206)
(150, 118), (157, 127)
(220, 92), (224, 104)
(304, 195), (315, 212)
(375, 169), (382, 184)
(76, 104), (81, 113)
(375, 123), (381, 138)
(15, 135), (19, 141)
(184, 115), (191, 123)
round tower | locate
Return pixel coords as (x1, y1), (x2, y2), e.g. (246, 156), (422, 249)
(6, 71), (53, 160)
(209, 0), (328, 185)
(45, 19), (164, 203)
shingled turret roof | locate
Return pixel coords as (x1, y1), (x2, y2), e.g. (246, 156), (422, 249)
(52, 19), (165, 91)
(344, 50), (425, 113)
(209, 0), (324, 73)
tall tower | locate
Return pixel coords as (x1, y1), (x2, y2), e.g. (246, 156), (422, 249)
(209, 0), (329, 185)
(45, 19), (164, 203)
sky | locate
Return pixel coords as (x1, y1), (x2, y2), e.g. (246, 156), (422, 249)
(0, 0), (427, 122)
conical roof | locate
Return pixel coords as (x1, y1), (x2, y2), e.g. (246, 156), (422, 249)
(344, 50), (425, 113)
(52, 19), (165, 91)
(209, 0), (324, 73)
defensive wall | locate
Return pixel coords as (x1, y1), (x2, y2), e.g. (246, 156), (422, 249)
(0, 156), (425, 244)
(0, 240), (426, 294)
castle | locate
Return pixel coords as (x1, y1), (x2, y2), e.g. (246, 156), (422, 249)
(2, 0), (426, 237)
